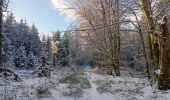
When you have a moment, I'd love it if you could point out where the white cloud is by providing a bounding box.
[51,0,76,20]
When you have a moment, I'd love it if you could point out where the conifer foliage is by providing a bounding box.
[3,12,42,69]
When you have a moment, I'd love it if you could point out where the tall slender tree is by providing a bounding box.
[0,0,4,67]
[141,0,159,71]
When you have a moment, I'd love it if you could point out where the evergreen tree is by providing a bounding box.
[59,32,70,66]
[42,35,46,42]
[14,19,30,48]
[29,23,42,57]
[3,13,42,69]
[37,57,50,77]
[15,45,28,69]
[62,32,70,57]
[28,51,39,69]
[3,32,15,68]
[3,12,16,68]
[46,35,52,61]
[3,12,16,33]
[52,31,61,42]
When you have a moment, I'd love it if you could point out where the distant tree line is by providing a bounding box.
[42,30,97,68]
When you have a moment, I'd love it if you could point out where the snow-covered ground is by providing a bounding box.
[0,67,170,100]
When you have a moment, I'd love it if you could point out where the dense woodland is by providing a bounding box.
[0,0,170,100]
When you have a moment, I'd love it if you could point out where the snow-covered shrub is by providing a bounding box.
[59,74,80,84]
[80,77,91,89]
[62,85,84,98]
[36,57,50,77]
[36,80,51,98]
[96,79,112,93]
[59,73,91,98]
[36,85,51,98]
[59,73,91,89]
[0,84,17,100]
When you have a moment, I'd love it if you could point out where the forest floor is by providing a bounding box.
[0,67,170,100]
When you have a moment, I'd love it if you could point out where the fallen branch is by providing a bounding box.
[133,83,150,93]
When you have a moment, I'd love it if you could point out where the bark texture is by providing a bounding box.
[158,15,170,90]
[142,0,159,70]
[0,0,3,67]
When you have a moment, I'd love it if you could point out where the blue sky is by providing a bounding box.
[9,0,73,36]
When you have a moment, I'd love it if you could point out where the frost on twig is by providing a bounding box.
[155,69,162,76]
[158,15,166,25]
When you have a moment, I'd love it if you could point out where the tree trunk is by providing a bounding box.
[158,15,170,90]
[0,0,3,67]
[139,29,151,79]
[142,0,159,70]
[114,0,120,76]
[130,6,151,79]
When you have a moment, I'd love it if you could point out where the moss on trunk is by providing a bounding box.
[158,16,170,90]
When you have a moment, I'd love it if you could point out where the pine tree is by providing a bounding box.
[52,31,61,42]
[3,12,16,69]
[62,32,70,57]
[3,12,16,33]
[14,19,30,48]
[0,0,3,67]
[28,51,39,69]
[2,13,42,69]
[42,35,46,42]
[3,32,15,69]
[59,32,70,66]
[15,45,28,69]
[30,23,42,57]
[46,35,52,62]
[37,57,50,77]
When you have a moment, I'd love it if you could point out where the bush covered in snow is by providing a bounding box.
[59,73,91,98]
[36,85,51,98]
[59,73,91,89]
